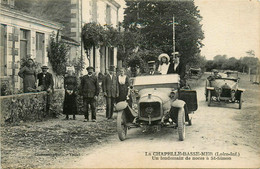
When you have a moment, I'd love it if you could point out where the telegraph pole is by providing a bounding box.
[173,16,175,58]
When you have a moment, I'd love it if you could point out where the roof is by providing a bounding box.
[61,35,80,46]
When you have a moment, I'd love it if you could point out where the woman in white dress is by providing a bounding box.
[158,53,171,74]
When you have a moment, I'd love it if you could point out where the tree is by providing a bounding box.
[47,33,69,87]
[123,1,204,77]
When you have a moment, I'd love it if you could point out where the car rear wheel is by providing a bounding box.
[208,90,211,106]
[239,93,243,109]
[117,110,127,141]
[205,81,208,101]
[178,108,185,141]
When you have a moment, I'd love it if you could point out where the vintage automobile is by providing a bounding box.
[115,74,198,141]
[205,70,244,109]
[188,67,202,79]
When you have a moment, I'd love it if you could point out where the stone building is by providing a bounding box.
[69,0,121,75]
[0,0,62,92]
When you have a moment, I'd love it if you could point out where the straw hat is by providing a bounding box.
[158,53,170,61]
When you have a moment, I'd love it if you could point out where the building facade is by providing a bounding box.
[0,2,62,92]
[69,0,121,75]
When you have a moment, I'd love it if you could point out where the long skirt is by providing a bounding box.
[23,75,36,93]
[63,92,78,115]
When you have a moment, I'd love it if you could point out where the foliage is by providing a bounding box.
[1,79,12,96]
[205,51,259,73]
[126,48,163,75]
[187,54,207,71]
[117,29,144,63]
[71,57,85,76]
[82,23,105,52]
[47,34,69,76]
[123,1,204,76]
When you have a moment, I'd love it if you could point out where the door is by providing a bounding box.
[36,32,45,64]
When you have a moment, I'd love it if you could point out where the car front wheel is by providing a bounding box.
[178,108,185,141]
[117,110,127,141]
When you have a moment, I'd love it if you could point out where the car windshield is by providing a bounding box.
[133,74,180,90]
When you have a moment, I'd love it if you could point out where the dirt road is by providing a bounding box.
[53,76,260,168]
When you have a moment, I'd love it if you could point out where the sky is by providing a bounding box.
[117,0,260,60]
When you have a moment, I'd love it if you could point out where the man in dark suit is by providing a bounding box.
[167,54,180,74]
[103,66,119,120]
[147,61,161,75]
[37,65,54,117]
[80,66,99,122]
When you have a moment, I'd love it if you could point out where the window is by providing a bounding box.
[0,24,7,76]
[20,29,30,60]
[106,5,111,25]
[35,32,44,64]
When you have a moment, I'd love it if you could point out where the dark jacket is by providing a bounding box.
[103,74,119,98]
[80,75,99,98]
[167,58,179,74]
[37,72,54,91]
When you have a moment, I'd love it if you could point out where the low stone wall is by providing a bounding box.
[0,89,64,125]
[0,89,106,125]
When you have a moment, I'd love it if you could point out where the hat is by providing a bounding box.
[158,53,170,61]
[148,60,155,65]
[109,65,115,71]
[41,65,49,69]
[86,66,94,71]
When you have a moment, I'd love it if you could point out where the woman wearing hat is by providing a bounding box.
[158,53,171,75]
[63,69,78,120]
[18,58,37,93]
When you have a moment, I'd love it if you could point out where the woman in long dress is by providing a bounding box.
[117,68,132,107]
[63,70,78,120]
[18,58,37,93]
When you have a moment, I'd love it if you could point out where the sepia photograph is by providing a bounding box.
[0,0,259,168]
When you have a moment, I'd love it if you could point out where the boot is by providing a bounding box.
[73,115,76,120]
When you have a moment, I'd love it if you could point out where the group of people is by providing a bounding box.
[138,53,180,76]
[63,65,131,122]
[18,52,179,121]
[18,58,54,116]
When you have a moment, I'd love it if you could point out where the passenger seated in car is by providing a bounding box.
[146,60,161,75]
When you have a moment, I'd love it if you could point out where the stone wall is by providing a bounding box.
[0,89,106,125]
[0,89,64,125]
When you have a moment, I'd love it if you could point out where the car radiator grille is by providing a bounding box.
[139,102,161,118]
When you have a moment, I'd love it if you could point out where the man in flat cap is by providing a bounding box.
[37,65,54,117]
[80,66,99,122]
[103,65,119,120]
[147,60,161,75]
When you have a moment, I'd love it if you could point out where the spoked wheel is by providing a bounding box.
[178,108,185,141]
[239,93,243,109]
[208,90,211,107]
[117,110,127,141]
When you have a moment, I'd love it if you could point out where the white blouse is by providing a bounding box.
[158,63,170,74]
[118,75,126,84]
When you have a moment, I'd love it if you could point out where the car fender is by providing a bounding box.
[237,88,245,92]
[171,99,186,108]
[115,101,138,119]
[115,101,128,112]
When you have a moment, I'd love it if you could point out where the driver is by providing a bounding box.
[146,60,161,75]
[213,69,222,78]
